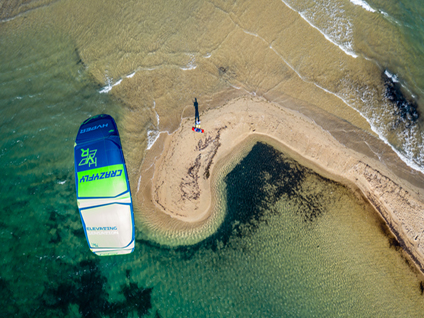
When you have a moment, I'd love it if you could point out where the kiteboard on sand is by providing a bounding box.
[192,126,204,133]
[74,114,135,256]
[192,120,204,133]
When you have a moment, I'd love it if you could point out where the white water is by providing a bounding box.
[280,0,358,58]
[350,0,376,13]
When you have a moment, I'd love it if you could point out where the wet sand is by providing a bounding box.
[135,96,424,273]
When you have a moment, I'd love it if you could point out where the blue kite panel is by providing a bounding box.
[74,114,135,256]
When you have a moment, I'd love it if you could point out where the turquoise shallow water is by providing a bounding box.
[4,136,424,316]
[1,0,424,316]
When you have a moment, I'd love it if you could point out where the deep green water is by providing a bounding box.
[2,139,424,317]
[2,0,424,316]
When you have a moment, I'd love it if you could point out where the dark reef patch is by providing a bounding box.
[41,259,153,317]
[217,142,330,243]
[116,282,153,317]
[75,48,86,67]
[73,226,86,238]
[378,219,402,252]
[0,278,18,316]
[388,236,401,251]
[169,142,337,258]
[49,229,62,244]
[383,71,419,128]
[41,259,109,317]
[375,202,424,277]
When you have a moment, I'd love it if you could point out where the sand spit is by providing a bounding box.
[135,96,424,272]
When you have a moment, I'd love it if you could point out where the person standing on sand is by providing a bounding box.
[194,98,200,125]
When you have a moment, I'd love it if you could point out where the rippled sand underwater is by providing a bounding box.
[3,0,424,173]
[1,0,424,316]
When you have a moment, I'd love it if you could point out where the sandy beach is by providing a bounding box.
[135,96,424,273]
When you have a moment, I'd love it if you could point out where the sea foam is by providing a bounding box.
[126,72,136,78]
[147,130,160,150]
[350,0,376,13]
[100,70,138,93]
[384,70,399,83]
[280,0,358,58]
[99,78,122,94]
[180,54,197,71]
[147,101,161,150]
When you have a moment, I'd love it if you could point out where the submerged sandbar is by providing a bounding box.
[135,96,424,273]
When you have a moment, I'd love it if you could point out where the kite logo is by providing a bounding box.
[87,226,118,231]
[80,123,108,134]
[87,226,119,235]
[79,170,123,183]
[79,148,97,167]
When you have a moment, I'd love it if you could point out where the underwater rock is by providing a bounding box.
[383,71,419,127]
[42,259,153,317]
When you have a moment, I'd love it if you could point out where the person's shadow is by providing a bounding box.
[193,98,200,123]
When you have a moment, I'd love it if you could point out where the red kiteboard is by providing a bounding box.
[192,127,204,133]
